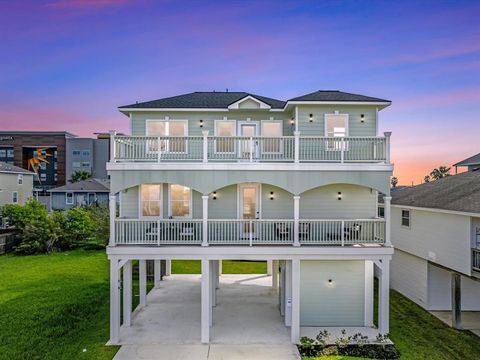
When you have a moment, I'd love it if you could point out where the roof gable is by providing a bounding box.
[227,95,271,110]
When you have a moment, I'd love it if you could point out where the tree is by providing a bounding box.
[390,176,398,188]
[429,166,451,181]
[70,170,92,183]
[424,175,430,183]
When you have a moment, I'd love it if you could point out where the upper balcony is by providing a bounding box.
[110,132,391,164]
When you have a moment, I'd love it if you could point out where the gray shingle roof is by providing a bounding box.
[48,178,110,193]
[0,162,34,175]
[391,171,480,214]
[288,90,390,103]
[453,153,480,167]
[119,92,286,109]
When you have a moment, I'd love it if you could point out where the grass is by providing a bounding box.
[1,251,479,360]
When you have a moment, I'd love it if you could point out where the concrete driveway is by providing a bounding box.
[114,274,300,360]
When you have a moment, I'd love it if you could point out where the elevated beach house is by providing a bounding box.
[106,90,394,344]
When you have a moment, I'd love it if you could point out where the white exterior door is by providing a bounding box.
[239,184,260,238]
[238,122,259,160]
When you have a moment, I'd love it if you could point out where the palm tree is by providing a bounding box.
[70,170,92,183]
[429,166,451,181]
[390,176,398,188]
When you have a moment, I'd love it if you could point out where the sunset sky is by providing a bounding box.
[1,0,479,184]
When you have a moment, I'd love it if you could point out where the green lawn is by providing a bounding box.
[1,250,479,360]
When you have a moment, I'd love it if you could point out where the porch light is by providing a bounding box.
[212,191,217,200]
[290,117,295,126]
[309,114,313,122]
[337,192,342,200]
[270,191,274,200]
[327,279,334,286]
[199,119,204,128]
[360,114,365,123]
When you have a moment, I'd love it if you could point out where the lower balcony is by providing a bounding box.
[113,218,385,246]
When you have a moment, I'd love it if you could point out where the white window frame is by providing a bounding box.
[214,120,237,154]
[401,209,411,228]
[12,191,18,204]
[87,192,97,205]
[139,184,163,218]
[145,119,188,154]
[377,205,385,218]
[66,192,74,205]
[17,174,23,185]
[324,113,349,151]
[168,184,192,218]
[260,120,283,154]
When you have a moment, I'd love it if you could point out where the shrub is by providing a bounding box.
[85,205,109,245]
[63,208,94,248]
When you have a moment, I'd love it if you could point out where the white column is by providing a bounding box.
[293,196,300,246]
[165,259,171,276]
[219,259,222,275]
[378,259,390,335]
[383,196,392,246]
[211,261,217,309]
[267,260,273,275]
[293,131,300,163]
[384,131,392,164]
[364,261,374,326]
[109,130,116,162]
[154,260,161,289]
[109,259,121,344]
[202,130,209,163]
[272,260,278,290]
[215,260,220,289]
[109,194,116,246]
[451,273,462,329]
[202,195,209,247]
[284,260,292,326]
[291,259,300,344]
[139,260,147,308]
[201,259,211,344]
[123,260,132,327]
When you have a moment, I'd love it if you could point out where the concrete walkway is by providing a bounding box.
[431,311,480,337]
[114,274,300,360]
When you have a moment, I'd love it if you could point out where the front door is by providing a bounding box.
[238,122,259,160]
[239,184,260,238]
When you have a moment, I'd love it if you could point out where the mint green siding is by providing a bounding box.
[208,185,237,219]
[120,186,139,217]
[300,260,365,326]
[262,184,294,219]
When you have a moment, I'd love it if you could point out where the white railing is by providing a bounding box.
[114,218,385,246]
[111,133,389,164]
[473,248,480,272]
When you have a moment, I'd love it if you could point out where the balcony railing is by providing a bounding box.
[473,248,480,272]
[113,218,385,246]
[111,133,391,164]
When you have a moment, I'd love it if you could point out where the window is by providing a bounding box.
[17,174,23,185]
[82,150,90,156]
[82,161,91,167]
[7,149,14,158]
[215,120,236,153]
[261,121,282,153]
[146,120,188,153]
[0,149,5,157]
[169,184,191,218]
[66,192,74,204]
[401,210,410,227]
[40,173,46,181]
[12,191,18,204]
[72,150,81,156]
[378,206,384,218]
[40,162,46,170]
[73,162,81,168]
[141,184,162,217]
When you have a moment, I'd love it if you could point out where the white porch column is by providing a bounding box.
[139,260,147,308]
[202,130,209,163]
[294,131,300,163]
[219,260,222,275]
[293,196,300,246]
[364,260,374,327]
[211,260,217,309]
[383,196,392,246]
[123,260,132,327]
[201,259,211,344]
[272,260,278,290]
[109,194,116,246]
[291,259,301,344]
[267,260,273,275]
[284,260,292,326]
[384,131,392,164]
[202,195,209,247]
[165,259,171,276]
[215,260,220,289]
[109,259,121,344]
[378,259,390,335]
[154,260,161,289]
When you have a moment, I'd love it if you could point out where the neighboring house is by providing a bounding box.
[384,171,480,328]
[454,152,480,173]
[0,162,34,206]
[48,178,109,210]
[106,90,394,345]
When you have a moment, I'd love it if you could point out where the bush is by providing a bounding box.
[84,205,109,245]
[63,208,94,248]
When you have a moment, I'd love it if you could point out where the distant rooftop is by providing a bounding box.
[0,161,35,175]
[0,131,77,138]
[48,178,110,192]
[454,152,480,167]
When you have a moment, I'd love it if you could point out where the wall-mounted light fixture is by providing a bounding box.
[360,114,365,123]
[199,119,204,128]
[290,117,295,126]
[309,113,313,123]
[270,191,274,200]
[337,192,342,200]
[327,279,334,287]
[212,191,217,200]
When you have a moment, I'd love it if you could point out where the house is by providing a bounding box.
[0,162,34,207]
[106,90,394,345]
[454,153,480,173]
[48,178,109,210]
[385,171,480,330]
